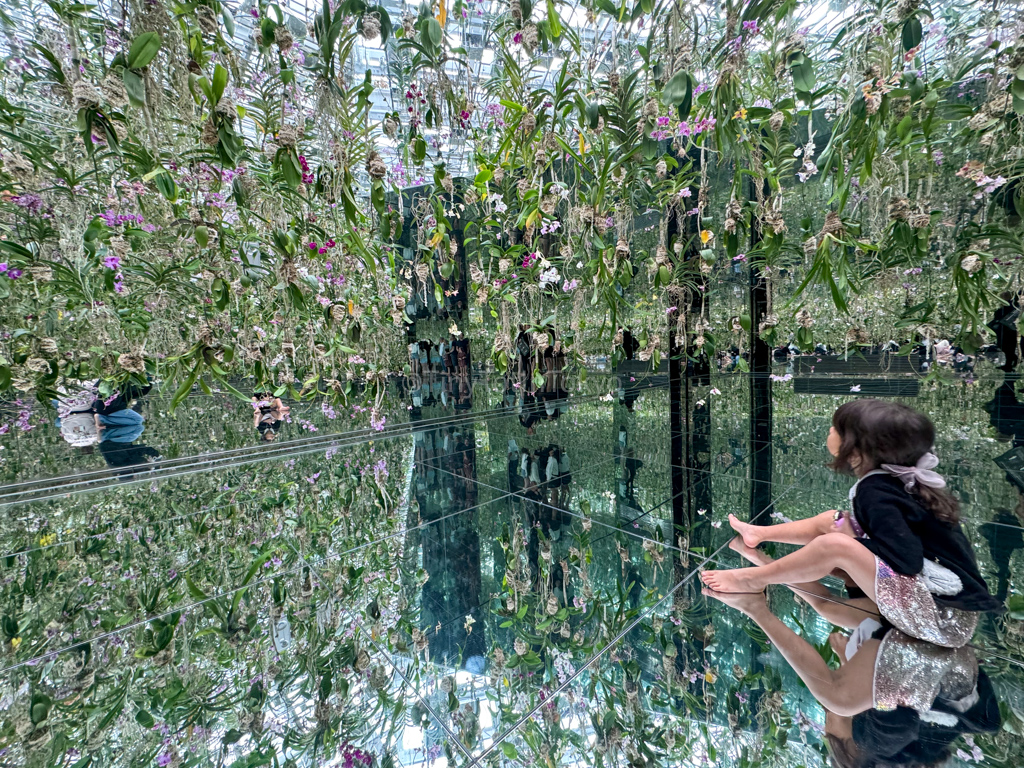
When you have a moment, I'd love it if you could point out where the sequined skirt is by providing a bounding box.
[873,629,979,712]
[874,557,978,649]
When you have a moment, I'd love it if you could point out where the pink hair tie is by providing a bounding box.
[880,451,946,491]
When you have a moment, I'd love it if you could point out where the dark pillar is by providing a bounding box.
[991,293,1020,372]
[748,176,773,524]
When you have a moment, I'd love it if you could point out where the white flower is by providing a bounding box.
[850,385,861,392]
[710,388,721,395]
[539,267,560,287]
[492,194,507,213]
[697,508,707,516]
[711,521,722,528]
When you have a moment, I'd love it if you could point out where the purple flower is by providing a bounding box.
[0,263,6,273]
[157,754,173,767]
[8,268,22,280]
[103,255,120,270]
[12,193,44,214]
[742,19,759,35]
[308,242,318,251]
[513,32,523,44]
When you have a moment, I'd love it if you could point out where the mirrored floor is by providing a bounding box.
[2,368,1024,766]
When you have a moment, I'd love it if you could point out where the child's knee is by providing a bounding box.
[817,531,856,555]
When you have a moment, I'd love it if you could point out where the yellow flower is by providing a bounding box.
[704,670,717,683]
[10,637,22,650]
[700,230,714,245]
[39,533,57,547]
[579,132,586,156]
[733,107,747,120]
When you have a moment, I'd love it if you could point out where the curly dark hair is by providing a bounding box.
[825,733,949,768]
[828,399,960,523]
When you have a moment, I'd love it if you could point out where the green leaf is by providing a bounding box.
[790,54,816,95]
[546,0,561,38]
[1008,594,1024,621]
[30,694,52,724]
[127,32,161,69]
[212,63,228,104]
[901,16,922,52]
[223,729,243,745]
[501,743,519,759]
[585,100,600,129]
[896,114,912,141]
[0,241,34,259]
[195,225,209,248]
[427,17,442,46]
[122,69,146,108]
[135,709,155,729]
[412,136,427,164]
[662,70,691,108]
[280,154,301,188]
[154,171,178,202]
[212,277,229,311]
[221,6,236,37]
[171,363,201,409]
[196,76,213,104]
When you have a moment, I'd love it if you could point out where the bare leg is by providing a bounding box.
[704,590,877,717]
[702,533,878,600]
[728,511,838,548]
[728,538,879,629]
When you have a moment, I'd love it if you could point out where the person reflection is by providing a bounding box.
[981,509,1023,603]
[705,588,1000,768]
[615,426,643,499]
[252,392,289,441]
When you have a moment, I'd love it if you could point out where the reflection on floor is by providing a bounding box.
[1,370,1023,767]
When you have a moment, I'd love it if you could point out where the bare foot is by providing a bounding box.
[701,586,767,615]
[728,536,775,567]
[728,514,764,548]
[700,568,765,593]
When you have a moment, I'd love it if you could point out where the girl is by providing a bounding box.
[704,588,1000,768]
[702,398,1000,648]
